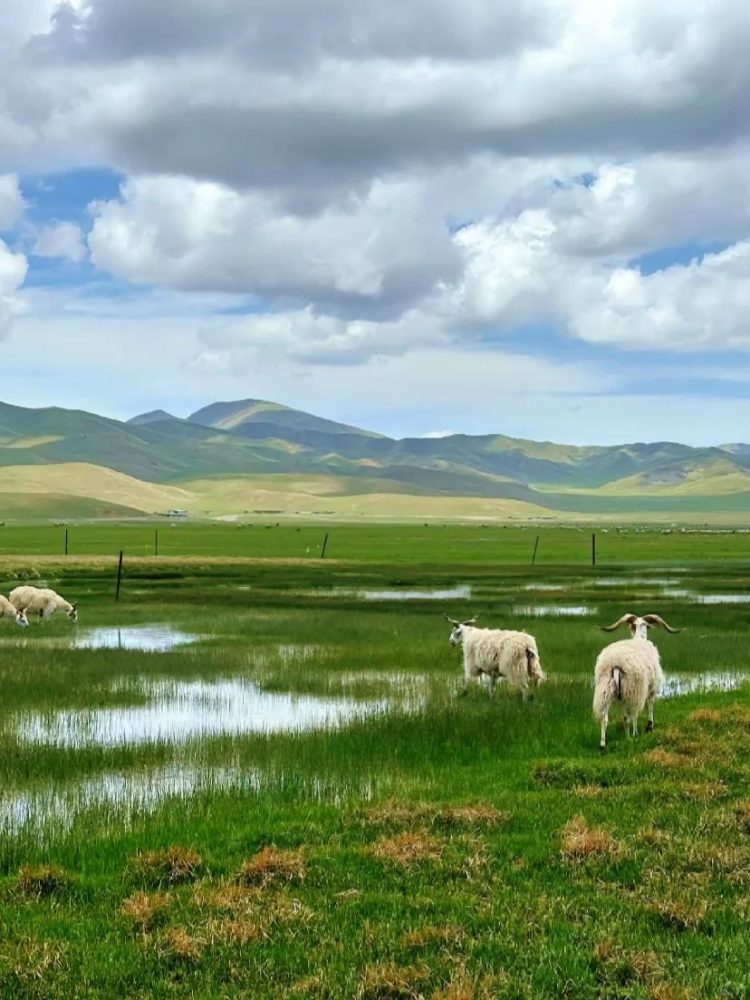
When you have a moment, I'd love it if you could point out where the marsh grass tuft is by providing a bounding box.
[365,800,507,832]
[559,815,620,862]
[357,961,430,999]
[234,846,306,887]
[0,937,66,986]
[120,890,171,933]
[400,924,465,952]
[370,831,444,868]
[14,864,68,899]
[127,845,203,886]
[593,938,662,986]
[156,926,205,963]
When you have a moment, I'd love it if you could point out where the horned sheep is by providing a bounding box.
[445,615,545,697]
[0,594,29,627]
[9,586,78,622]
[593,613,680,750]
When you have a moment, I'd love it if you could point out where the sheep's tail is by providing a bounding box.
[526,646,545,685]
[593,664,622,718]
[613,666,623,701]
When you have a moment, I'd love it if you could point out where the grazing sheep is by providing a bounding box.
[0,594,29,628]
[9,586,78,622]
[593,613,680,750]
[445,615,545,697]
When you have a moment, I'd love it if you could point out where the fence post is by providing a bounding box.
[320,532,329,559]
[115,550,124,601]
[531,534,540,566]
[591,532,597,567]
[64,528,68,556]
[154,529,159,556]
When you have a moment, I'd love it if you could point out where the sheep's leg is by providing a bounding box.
[645,698,655,733]
[488,673,497,697]
[599,707,609,750]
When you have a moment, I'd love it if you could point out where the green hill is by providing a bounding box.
[0,398,748,519]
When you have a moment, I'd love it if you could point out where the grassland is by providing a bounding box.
[0,528,748,998]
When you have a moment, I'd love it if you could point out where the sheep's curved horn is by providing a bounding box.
[443,614,461,625]
[462,616,478,625]
[600,613,637,632]
[643,614,681,634]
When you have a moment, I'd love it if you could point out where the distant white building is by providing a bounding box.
[166,509,188,518]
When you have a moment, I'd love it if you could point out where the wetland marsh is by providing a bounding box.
[0,523,748,998]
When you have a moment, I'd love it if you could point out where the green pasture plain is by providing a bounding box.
[0,539,748,998]
[2,520,750,564]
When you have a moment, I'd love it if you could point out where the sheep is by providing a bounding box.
[445,615,545,697]
[593,613,680,750]
[0,594,29,628]
[9,586,78,622]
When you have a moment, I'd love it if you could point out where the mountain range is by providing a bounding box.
[0,398,748,520]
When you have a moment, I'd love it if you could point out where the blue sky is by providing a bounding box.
[1,0,749,444]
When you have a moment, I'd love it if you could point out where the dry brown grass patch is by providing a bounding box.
[0,938,66,983]
[204,916,263,946]
[13,864,68,900]
[156,926,205,963]
[365,800,507,831]
[593,939,662,985]
[120,890,171,933]
[573,783,607,799]
[636,824,673,849]
[234,846,306,887]
[127,845,202,885]
[643,749,697,770]
[370,831,443,868]
[559,816,619,862]
[648,983,698,1000]
[401,924,465,951]
[687,708,723,724]
[680,780,727,800]
[358,962,430,999]
[646,893,709,931]
[734,799,750,832]
[430,969,510,1000]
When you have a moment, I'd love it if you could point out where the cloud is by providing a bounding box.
[0,239,28,337]
[0,174,25,229]
[33,220,87,261]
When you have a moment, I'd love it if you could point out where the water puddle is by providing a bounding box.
[17,678,386,749]
[359,584,471,601]
[1,766,243,836]
[593,578,683,588]
[0,764,376,837]
[661,672,748,697]
[512,605,593,617]
[72,626,198,652]
[694,594,750,605]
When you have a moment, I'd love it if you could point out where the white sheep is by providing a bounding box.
[445,615,545,697]
[593,613,680,750]
[0,594,29,628]
[9,586,78,622]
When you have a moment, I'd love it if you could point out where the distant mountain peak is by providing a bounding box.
[128,409,179,426]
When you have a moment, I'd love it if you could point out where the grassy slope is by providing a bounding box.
[0,463,193,514]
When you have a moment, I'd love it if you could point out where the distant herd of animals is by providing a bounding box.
[0,584,678,749]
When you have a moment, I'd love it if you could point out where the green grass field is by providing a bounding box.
[0,527,748,998]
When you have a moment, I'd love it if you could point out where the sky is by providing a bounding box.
[1,0,749,445]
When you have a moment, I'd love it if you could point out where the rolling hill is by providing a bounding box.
[0,397,748,520]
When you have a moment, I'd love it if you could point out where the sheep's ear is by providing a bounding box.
[643,614,681,634]
[600,613,636,632]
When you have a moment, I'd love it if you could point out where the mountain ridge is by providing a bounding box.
[0,398,748,518]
